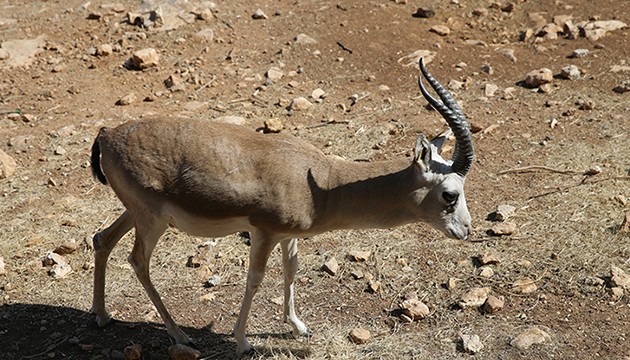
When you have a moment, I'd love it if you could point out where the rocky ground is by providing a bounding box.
[1,0,629,359]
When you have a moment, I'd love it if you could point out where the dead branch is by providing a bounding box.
[498,165,582,175]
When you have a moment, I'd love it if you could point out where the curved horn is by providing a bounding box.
[417,58,474,176]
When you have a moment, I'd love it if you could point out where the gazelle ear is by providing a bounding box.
[413,134,432,169]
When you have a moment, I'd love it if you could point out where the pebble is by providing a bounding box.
[311,88,326,99]
[168,344,200,360]
[412,7,435,18]
[195,28,214,41]
[54,241,79,255]
[512,278,537,294]
[263,118,283,133]
[0,256,5,275]
[348,327,371,344]
[186,243,213,268]
[480,64,493,75]
[215,116,246,126]
[400,298,430,320]
[0,148,17,179]
[560,65,581,80]
[610,287,624,301]
[205,274,221,287]
[482,295,504,314]
[367,279,381,293]
[295,33,317,45]
[479,267,494,278]
[613,80,630,94]
[484,83,498,97]
[347,250,371,262]
[459,287,491,309]
[495,204,516,221]
[123,344,142,360]
[490,222,517,236]
[430,25,450,36]
[460,334,483,354]
[129,48,159,69]
[116,92,137,106]
[54,146,66,155]
[569,48,589,58]
[510,327,551,350]
[289,97,312,111]
[524,68,553,88]
[478,251,501,265]
[96,44,113,56]
[446,277,459,290]
[620,212,630,234]
[266,67,284,82]
[584,276,605,287]
[252,8,268,20]
[0,48,9,60]
[610,265,630,290]
[322,257,339,275]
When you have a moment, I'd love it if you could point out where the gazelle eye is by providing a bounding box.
[442,191,459,205]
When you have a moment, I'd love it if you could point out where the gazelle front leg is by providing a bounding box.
[281,238,310,338]
[233,230,278,354]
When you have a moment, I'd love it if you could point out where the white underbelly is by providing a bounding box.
[162,203,252,237]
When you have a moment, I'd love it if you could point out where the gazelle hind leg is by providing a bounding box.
[233,230,279,354]
[91,210,134,327]
[281,238,310,337]
[128,216,192,344]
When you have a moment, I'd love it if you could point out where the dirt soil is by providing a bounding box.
[1,0,629,359]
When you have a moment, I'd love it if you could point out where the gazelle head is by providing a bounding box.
[411,59,475,240]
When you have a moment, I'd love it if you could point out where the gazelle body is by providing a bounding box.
[89,60,474,354]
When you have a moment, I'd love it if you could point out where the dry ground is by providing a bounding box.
[1,0,629,359]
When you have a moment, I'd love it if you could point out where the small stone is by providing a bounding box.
[322,257,339,275]
[577,99,595,111]
[215,116,246,126]
[510,327,551,350]
[400,299,430,320]
[367,279,381,293]
[51,263,72,278]
[0,149,17,179]
[584,276,605,287]
[479,267,494,278]
[96,44,113,56]
[569,48,589,58]
[266,67,284,82]
[168,344,201,360]
[0,256,6,276]
[613,80,630,94]
[289,97,312,111]
[186,243,213,268]
[448,80,464,91]
[348,327,371,344]
[610,287,624,301]
[482,295,504,314]
[495,204,516,221]
[252,8,268,20]
[311,88,326,99]
[195,28,214,41]
[484,83,499,97]
[165,74,185,92]
[350,269,364,279]
[129,48,159,69]
[263,118,283,133]
[378,84,390,91]
[478,251,501,265]
[123,344,142,360]
[459,287,491,309]
[0,48,9,60]
[295,34,317,45]
[412,7,435,18]
[501,3,515,12]
[512,278,537,294]
[430,25,450,36]
[116,92,137,106]
[54,241,79,255]
[347,250,371,262]
[480,64,493,75]
[472,8,489,17]
[611,266,630,290]
[524,68,553,88]
[490,222,517,236]
[205,274,221,288]
[446,277,459,290]
[563,20,579,39]
[54,146,67,156]
[560,65,581,80]
[460,334,483,354]
[619,212,630,234]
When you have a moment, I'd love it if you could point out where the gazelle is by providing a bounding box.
[89,59,474,354]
